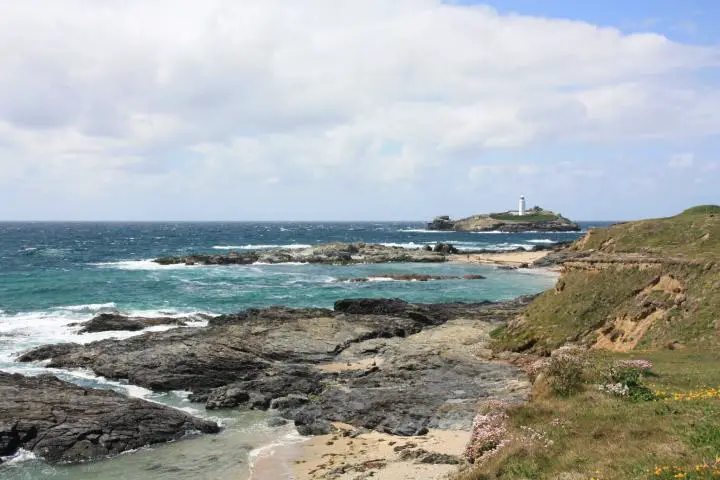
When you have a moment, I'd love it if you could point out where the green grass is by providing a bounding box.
[578,206,720,259]
[457,350,720,480]
[489,213,561,222]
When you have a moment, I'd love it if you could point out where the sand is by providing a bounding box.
[449,250,551,267]
[289,424,467,480]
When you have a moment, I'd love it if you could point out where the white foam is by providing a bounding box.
[397,229,448,233]
[1,448,37,465]
[252,262,308,266]
[91,259,196,270]
[528,239,556,244]
[379,242,425,249]
[56,302,118,313]
[212,244,312,250]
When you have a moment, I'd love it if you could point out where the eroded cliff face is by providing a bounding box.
[494,209,720,354]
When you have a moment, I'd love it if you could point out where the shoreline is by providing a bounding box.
[449,250,559,270]
[250,423,468,480]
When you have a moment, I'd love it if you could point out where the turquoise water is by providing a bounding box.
[0,221,605,478]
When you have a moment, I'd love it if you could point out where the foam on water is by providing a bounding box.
[528,239,556,244]
[91,260,193,270]
[1,448,37,465]
[212,244,312,250]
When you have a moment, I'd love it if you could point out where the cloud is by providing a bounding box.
[0,0,719,218]
[668,153,695,169]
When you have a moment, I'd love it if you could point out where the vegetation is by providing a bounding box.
[576,205,720,259]
[458,350,720,480]
[460,206,720,479]
[489,207,565,223]
[489,213,560,222]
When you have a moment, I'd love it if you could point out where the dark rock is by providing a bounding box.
[433,243,459,254]
[426,216,456,231]
[270,394,309,410]
[266,417,288,427]
[334,298,411,316]
[205,387,250,409]
[153,243,447,266]
[0,372,219,464]
[79,313,187,334]
[18,298,536,442]
[399,448,460,464]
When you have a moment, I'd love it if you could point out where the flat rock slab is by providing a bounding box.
[0,372,219,464]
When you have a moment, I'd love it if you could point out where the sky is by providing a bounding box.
[0,0,719,221]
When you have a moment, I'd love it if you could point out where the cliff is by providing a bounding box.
[492,205,720,354]
[426,209,580,232]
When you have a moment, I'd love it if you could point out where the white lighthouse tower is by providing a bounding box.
[518,195,526,216]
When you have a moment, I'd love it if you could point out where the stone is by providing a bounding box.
[0,372,219,464]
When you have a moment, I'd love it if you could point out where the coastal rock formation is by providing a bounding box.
[495,206,720,354]
[154,242,449,266]
[19,297,535,438]
[426,212,580,232]
[0,372,219,464]
[78,313,189,333]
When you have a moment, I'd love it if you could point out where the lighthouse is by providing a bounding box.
[519,196,526,216]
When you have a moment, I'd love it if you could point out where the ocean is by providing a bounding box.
[0,221,608,479]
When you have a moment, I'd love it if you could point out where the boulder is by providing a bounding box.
[0,372,219,464]
[79,313,187,334]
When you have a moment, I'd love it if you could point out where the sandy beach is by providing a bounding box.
[449,250,552,267]
[250,423,467,480]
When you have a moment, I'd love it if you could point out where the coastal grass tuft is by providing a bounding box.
[457,350,720,480]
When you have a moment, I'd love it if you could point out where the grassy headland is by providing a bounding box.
[459,206,720,480]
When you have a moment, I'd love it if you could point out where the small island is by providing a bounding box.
[427,196,580,232]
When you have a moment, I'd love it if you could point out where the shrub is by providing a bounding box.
[545,346,587,396]
[598,360,655,402]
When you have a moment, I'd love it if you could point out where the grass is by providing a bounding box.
[494,207,720,354]
[489,213,562,222]
[457,350,720,480]
[470,207,720,479]
[578,206,720,259]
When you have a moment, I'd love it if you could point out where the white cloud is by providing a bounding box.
[0,0,718,218]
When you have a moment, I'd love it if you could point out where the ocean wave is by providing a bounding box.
[91,260,191,270]
[252,262,309,266]
[379,242,424,249]
[1,448,37,465]
[528,239,556,244]
[56,302,118,313]
[397,229,448,233]
[212,244,312,250]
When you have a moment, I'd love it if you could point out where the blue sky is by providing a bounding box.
[0,0,718,221]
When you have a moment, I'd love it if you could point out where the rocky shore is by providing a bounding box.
[0,372,219,464]
[153,241,569,267]
[154,243,450,266]
[16,296,535,467]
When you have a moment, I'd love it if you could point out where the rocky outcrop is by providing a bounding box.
[426,216,455,231]
[155,243,448,266]
[77,313,190,333]
[426,214,580,232]
[19,297,535,439]
[0,372,219,464]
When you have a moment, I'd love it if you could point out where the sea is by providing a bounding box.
[0,221,610,479]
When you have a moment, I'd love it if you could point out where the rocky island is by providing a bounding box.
[427,197,580,232]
